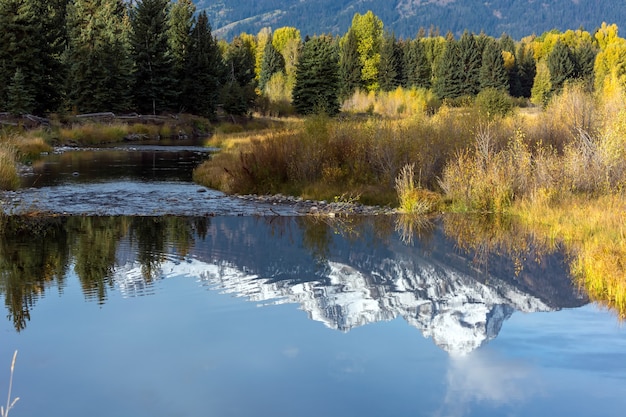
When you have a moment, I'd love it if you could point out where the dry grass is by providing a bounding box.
[0,350,19,417]
[0,146,19,191]
[193,111,476,203]
[395,163,441,214]
[58,122,130,144]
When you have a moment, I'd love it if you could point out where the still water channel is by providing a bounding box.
[1,142,625,417]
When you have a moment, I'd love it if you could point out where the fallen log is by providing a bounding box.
[75,112,116,119]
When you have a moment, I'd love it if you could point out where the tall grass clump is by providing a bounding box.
[439,120,532,212]
[395,163,440,214]
[58,122,129,145]
[0,145,19,191]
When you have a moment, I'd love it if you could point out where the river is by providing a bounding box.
[0,143,625,417]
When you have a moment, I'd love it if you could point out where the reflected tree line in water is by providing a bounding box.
[0,213,620,332]
[0,215,211,331]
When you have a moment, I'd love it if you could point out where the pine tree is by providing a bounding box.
[258,41,285,92]
[339,29,363,100]
[497,33,521,96]
[7,68,35,115]
[0,0,44,113]
[573,41,597,90]
[433,38,463,100]
[181,11,224,117]
[33,0,69,113]
[547,40,576,94]
[378,32,401,92]
[223,35,257,114]
[168,0,195,107]
[516,42,536,98]
[402,38,430,89]
[66,0,133,113]
[292,35,340,115]
[479,39,509,91]
[457,31,482,96]
[130,0,176,114]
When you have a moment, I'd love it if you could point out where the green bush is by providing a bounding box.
[475,88,513,118]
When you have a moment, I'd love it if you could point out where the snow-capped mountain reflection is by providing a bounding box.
[114,252,565,356]
[108,216,586,355]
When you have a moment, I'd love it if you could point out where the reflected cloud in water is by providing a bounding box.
[439,349,542,417]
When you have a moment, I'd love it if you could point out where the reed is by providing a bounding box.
[0,350,19,417]
[0,146,19,191]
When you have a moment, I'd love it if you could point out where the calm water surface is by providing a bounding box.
[1,144,625,417]
[1,215,625,417]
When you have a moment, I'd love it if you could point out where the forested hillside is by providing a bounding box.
[198,0,624,41]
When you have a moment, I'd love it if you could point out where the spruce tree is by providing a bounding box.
[130,0,176,114]
[223,35,256,114]
[181,11,224,117]
[402,38,430,89]
[7,68,35,115]
[292,35,340,115]
[33,0,69,113]
[339,30,364,100]
[168,0,195,108]
[479,39,509,91]
[433,38,463,100]
[547,40,576,94]
[0,0,44,113]
[66,0,133,113]
[516,43,536,98]
[457,31,482,96]
[499,33,521,96]
[339,29,363,100]
[258,41,285,92]
[378,33,401,92]
[573,41,597,90]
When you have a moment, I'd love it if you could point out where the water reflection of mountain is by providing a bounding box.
[118,216,586,355]
[0,215,586,353]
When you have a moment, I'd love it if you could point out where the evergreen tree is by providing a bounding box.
[402,38,430,89]
[223,35,256,114]
[378,32,401,92]
[547,40,576,94]
[479,39,509,91]
[499,33,516,55]
[0,0,44,113]
[516,42,536,98]
[433,38,463,100]
[181,11,224,117]
[573,40,597,89]
[500,33,521,96]
[34,0,69,113]
[168,0,195,107]
[224,36,256,87]
[339,29,363,100]
[130,0,176,114]
[258,41,285,92]
[7,68,35,115]
[457,31,482,96]
[292,35,340,115]
[66,0,133,113]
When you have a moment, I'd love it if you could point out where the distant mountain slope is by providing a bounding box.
[196,0,624,40]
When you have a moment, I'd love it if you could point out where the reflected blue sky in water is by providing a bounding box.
[3,268,626,417]
[1,215,625,417]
